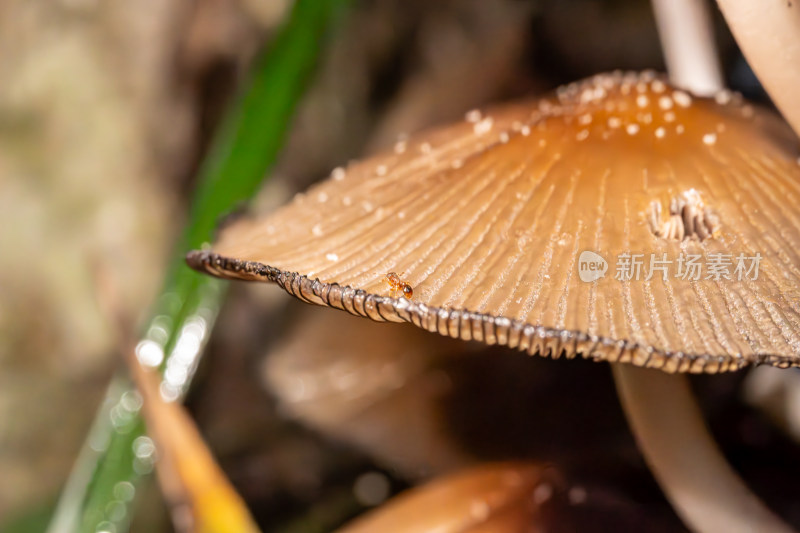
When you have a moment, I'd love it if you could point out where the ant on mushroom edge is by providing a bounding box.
[384,272,414,299]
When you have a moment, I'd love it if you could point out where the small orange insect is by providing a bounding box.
[385,271,413,298]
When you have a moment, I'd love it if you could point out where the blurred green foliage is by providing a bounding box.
[38,2,351,532]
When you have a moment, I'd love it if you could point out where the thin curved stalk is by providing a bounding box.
[717,0,800,138]
[613,365,794,533]
[651,0,723,95]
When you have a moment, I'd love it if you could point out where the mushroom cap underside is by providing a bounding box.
[188,72,800,373]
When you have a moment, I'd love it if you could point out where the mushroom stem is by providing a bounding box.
[717,0,800,138]
[651,0,723,95]
[612,365,794,533]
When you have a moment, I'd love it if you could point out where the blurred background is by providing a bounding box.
[2,1,798,532]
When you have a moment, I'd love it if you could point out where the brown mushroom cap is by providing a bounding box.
[188,71,800,373]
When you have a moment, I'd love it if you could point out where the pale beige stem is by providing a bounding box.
[613,365,794,533]
[651,0,723,95]
[717,0,800,138]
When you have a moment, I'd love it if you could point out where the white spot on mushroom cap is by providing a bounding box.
[658,96,674,111]
[326,252,339,261]
[672,90,692,108]
[465,109,482,123]
[651,79,666,93]
[332,167,346,181]
[703,133,717,146]
[714,90,732,105]
[376,164,387,176]
[473,117,494,135]
[626,123,640,135]
[469,500,490,520]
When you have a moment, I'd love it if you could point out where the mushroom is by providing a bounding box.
[187,72,800,531]
[716,0,800,138]
[335,462,557,533]
[264,305,473,476]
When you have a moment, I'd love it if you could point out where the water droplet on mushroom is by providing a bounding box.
[714,90,732,105]
[326,253,339,261]
[470,500,490,520]
[472,117,494,135]
[465,109,482,123]
[672,90,692,108]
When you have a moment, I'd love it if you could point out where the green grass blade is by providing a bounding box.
[46,2,351,532]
